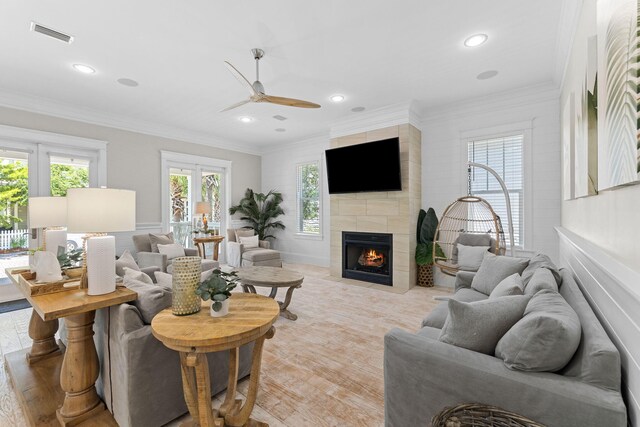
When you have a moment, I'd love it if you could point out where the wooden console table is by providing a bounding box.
[151,293,279,427]
[4,267,137,426]
[193,235,225,261]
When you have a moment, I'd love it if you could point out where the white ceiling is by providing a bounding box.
[0,1,569,151]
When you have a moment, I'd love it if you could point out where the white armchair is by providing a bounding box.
[226,228,282,268]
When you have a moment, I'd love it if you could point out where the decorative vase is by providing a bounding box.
[417,264,434,287]
[210,299,229,317]
[172,256,202,315]
[64,267,83,279]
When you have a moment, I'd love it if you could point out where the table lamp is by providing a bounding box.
[67,188,136,295]
[195,202,212,232]
[28,196,68,255]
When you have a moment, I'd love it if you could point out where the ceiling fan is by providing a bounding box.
[221,48,321,112]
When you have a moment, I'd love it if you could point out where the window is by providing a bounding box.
[296,162,320,235]
[468,134,523,247]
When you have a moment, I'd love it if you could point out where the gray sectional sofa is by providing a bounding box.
[384,266,627,427]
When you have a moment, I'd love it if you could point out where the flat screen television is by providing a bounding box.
[325,137,402,194]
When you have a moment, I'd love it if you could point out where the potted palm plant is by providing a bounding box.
[415,208,445,287]
[195,269,239,317]
[229,189,285,240]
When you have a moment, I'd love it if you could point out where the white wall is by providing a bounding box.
[261,136,331,266]
[421,84,562,265]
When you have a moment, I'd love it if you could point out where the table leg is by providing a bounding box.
[242,284,257,294]
[225,326,275,427]
[56,311,106,426]
[26,311,61,364]
[277,285,301,321]
[213,242,220,261]
[180,352,223,427]
[219,347,241,417]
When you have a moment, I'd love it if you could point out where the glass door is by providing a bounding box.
[201,169,224,234]
[169,167,194,248]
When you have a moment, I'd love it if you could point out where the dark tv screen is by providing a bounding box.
[325,137,402,194]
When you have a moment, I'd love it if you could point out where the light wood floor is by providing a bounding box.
[0,264,451,427]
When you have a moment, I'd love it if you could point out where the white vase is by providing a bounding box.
[210,299,229,317]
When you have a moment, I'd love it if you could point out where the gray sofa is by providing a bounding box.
[93,303,254,427]
[384,268,627,427]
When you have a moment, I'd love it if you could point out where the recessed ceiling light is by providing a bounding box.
[72,64,95,74]
[477,70,499,80]
[239,116,254,123]
[275,128,286,132]
[330,94,345,103]
[464,34,488,47]
[117,78,139,87]
[351,106,366,112]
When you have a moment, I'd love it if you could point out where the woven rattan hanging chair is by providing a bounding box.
[433,196,506,276]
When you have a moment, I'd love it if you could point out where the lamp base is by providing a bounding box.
[86,236,116,295]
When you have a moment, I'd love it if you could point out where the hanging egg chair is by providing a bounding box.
[432,162,514,276]
[432,196,506,276]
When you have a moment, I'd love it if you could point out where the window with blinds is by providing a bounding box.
[468,134,523,247]
[296,162,321,234]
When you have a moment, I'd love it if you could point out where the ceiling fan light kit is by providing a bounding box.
[221,48,321,112]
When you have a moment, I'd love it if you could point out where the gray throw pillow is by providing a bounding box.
[471,252,529,296]
[496,289,581,372]
[149,232,174,253]
[123,267,153,284]
[123,277,172,324]
[235,228,255,240]
[489,273,524,299]
[451,233,492,264]
[438,295,530,355]
[115,250,139,277]
[457,244,490,271]
[524,268,559,296]
[521,253,561,286]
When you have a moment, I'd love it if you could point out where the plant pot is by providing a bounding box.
[417,264,434,287]
[64,267,83,279]
[210,299,229,317]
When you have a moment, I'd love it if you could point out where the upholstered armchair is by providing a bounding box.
[132,233,218,273]
[226,228,282,268]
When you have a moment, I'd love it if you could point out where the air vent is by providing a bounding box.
[30,22,74,43]
[273,115,287,121]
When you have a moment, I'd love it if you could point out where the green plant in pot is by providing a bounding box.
[415,208,445,287]
[195,269,239,317]
[57,248,84,278]
[229,188,285,240]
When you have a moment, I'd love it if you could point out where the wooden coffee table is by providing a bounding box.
[237,266,304,321]
[151,293,279,427]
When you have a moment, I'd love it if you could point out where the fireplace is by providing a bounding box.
[342,231,393,286]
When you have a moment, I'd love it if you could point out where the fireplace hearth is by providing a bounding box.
[342,231,392,286]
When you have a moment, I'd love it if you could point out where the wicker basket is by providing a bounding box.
[417,264,434,287]
[431,403,546,427]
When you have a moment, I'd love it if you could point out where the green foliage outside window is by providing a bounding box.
[298,163,320,234]
[50,164,89,196]
[0,161,28,229]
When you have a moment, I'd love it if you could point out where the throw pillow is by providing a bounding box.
[123,276,172,324]
[521,253,561,286]
[238,235,259,248]
[438,295,530,355]
[451,233,492,264]
[456,244,490,271]
[235,228,255,241]
[524,268,559,296]
[115,250,139,277]
[149,232,174,253]
[496,289,581,372]
[157,243,186,260]
[471,252,529,296]
[123,267,153,284]
[489,273,524,299]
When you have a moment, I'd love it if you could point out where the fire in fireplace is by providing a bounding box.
[342,231,392,286]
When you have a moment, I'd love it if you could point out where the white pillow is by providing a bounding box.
[457,243,490,271]
[157,243,186,260]
[156,269,215,290]
[123,267,153,284]
[238,235,259,248]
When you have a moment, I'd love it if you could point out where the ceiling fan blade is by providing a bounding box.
[219,99,251,112]
[262,95,321,109]
[224,61,257,96]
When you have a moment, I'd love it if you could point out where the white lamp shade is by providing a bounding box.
[195,201,212,215]
[67,188,136,233]
[28,197,67,228]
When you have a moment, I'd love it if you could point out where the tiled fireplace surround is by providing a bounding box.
[329,124,422,292]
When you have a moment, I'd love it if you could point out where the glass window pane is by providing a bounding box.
[296,162,320,234]
[169,168,192,247]
[201,171,222,231]
[50,156,90,196]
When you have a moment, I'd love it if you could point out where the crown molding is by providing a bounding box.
[421,82,560,123]
[0,88,262,156]
[329,101,420,139]
[554,0,583,88]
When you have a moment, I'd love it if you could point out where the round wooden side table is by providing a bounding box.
[237,266,304,321]
[193,235,225,261]
[151,293,279,427]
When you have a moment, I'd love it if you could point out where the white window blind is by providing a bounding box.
[296,162,320,234]
[468,134,523,247]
